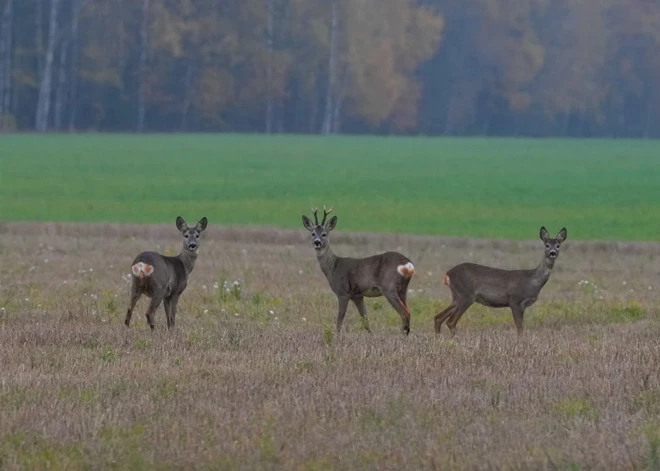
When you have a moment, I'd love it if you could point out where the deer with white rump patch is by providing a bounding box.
[302,207,416,334]
[434,226,567,336]
[125,216,208,330]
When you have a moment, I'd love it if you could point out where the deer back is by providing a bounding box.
[446,263,545,306]
[328,251,413,296]
[133,251,188,297]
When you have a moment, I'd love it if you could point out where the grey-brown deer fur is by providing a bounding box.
[434,226,567,336]
[125,216,208,330]
[302,207,416,334]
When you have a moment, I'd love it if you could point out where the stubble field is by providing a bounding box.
[1,220,659,470]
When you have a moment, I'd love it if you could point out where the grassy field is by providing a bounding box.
[1,134,660,241]
[1,135,660,468]
[1,221,660,469]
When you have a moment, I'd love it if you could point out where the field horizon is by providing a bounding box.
[1,220,660,469]
[1,134,659,241]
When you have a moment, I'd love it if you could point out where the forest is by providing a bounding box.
[1,0,659,137]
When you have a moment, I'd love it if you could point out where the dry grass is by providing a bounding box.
[1,221,660,470]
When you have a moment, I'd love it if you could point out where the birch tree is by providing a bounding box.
[0,0,13,129]
[320,0,338,134]
[68,0,81,130]
[137,0,150,131]
[35,0,60,132]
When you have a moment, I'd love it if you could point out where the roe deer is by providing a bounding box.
[302,207,416,334]
[125,216,208,330]
[434,226,567,336]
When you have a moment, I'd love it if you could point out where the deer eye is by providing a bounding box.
[195,233,199,239]
[545,244,550,248]
[321,233,327,237]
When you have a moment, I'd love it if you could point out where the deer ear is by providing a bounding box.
[176,216,188,233]
[539,226,549,242]
[556,227,567,244]
[325,215,338,232]
[302,215,314,231]
[196,217,208,232]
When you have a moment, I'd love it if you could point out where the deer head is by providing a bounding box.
[302,206,337,251]
[540,226,567,260]
[176,216,208,252]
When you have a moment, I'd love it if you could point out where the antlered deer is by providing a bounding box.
[125,216,208,330]
[302,207,415,334]
[434,226,567,336]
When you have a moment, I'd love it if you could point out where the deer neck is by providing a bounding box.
[178,248,198,275]
[316,245,338,279]
[533,255,555,285]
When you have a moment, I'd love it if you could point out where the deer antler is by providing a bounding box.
[321,206,333,226]
[312,207,319,225]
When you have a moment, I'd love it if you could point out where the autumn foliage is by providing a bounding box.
[0,0,659,137]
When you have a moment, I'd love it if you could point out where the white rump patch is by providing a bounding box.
[131,262,154,278]
[397,262,415,277]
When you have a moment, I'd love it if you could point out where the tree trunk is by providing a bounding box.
[54,36,69,130]
[0,0,13,128]
[180,61,194,131]
[292,82,301,132]
[644,87,654,139]
[277,103,284,132]
[35,0,60,132]
[137,0,150,132]
[321,0,338,135]
[68,0,80,131]
[577,108,586,138]
[35,0,44,79]
[443,87,455,136]
[561,105,571,137]
[265,0,274,133]
[310,77,321,133]
[331,69,347,133]
[11,47,17,119]
[332,97,342,134]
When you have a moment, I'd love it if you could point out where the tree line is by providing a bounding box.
[1,0,659,137]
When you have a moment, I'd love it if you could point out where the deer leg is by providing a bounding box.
[510,303,525,335]
[169,294,180,329]
[398,285,410,307]
[336,296,350,333]
[124,282,142,327]
[353,297,371,333]
[144,296,163,330]
[382,290,411,335]
[434,301,457,334]
[163,297,172,329]
[446,300,473,337]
